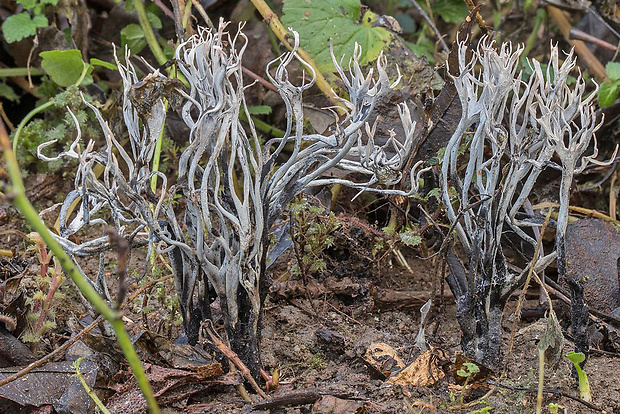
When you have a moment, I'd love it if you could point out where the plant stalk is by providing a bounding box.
[133,0,168,66]
[537,347,544,414]
[0,67,43,77]
[0,121,160,414]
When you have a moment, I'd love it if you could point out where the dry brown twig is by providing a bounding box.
[201,320,267,399]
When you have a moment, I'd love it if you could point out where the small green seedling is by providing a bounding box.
[457,361,480,382]
[456,362,480,405]
[598,62,620,107]
[566,351,592,402]
[549,402,559,414]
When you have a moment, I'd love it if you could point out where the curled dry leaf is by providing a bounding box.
[363,342,406,379]
[387,349,445,387]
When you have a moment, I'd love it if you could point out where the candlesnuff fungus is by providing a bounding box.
[442,37,615,369]
[40,22,426,376]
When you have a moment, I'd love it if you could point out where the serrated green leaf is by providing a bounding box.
[598,81,620,108]
[40,49,92,87]
[90,58,117,70]
[281,0,394,72]
[400,228,421,247]
[0,82,20,102]
[121,24,147,55]
[2,12,48,43]
[605,62,620,81]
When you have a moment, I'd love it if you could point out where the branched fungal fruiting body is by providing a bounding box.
[443,37,614,368]
[42,21,425,375]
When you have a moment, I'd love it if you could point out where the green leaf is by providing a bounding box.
[605,62,620,81]
[400,228,421,247]
[463,362,480,373]
[90,58,118,70]
[408,35,435,65]
[427,0,469,23]
[281,0,394,72]
[394,13,416,34]
[0,82,20,102]
[40,49,92,87]
[598,81,620,108]
[16,0,37,8]
[121,24,147,55]
[147,11,162,29]
[2,12,48,43]
[40,0,59,5]
[566,351,585,365]
[246,105,272,115]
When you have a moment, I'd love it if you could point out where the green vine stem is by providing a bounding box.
[0,121,160,414]
[12,100,53,154]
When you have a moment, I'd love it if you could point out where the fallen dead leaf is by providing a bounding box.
[363,342,406,379]
[387,350,444,387]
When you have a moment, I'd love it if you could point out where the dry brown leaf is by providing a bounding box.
[363,342,406,378]
[387,350,444,387]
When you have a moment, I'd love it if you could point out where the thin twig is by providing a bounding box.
[547,5,608,81]
[407,0,450,53]
[242,66,278,93]
[462,0,490,35]
[569,28,618,52]
[190,0,214,29]
[532,201,619,224]
[107,229,129,310]
[202,321,267,399]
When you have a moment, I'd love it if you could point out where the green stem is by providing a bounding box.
[239,111,285,138]
[12,100,54,154]
[74,64,91,88]
[521,9,546,67]
[151,100,169,192]
[0,123,160,414]
[536,348,544,414]
[73,358,111,414]
[182,0,192,30]
[0,67,43,77]
[133,0,168,66]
